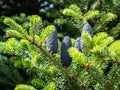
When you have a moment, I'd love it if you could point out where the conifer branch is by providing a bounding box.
[111,62,120,81]
[0,69,17,84]
[0,80,15,87]
[28,39,84,89]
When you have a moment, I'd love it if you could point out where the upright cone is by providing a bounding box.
[45,29,58,54]
[61,36,72,67]
[74,37,81,51]
[81,23,93,51]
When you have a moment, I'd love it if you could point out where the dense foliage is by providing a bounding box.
[0,0,120,90]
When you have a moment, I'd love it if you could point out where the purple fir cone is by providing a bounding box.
[61,36,72,67]
[81,23,93,51]
[45,29,58,54]
[74,37,81,51]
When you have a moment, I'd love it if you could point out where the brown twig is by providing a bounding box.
[106,62,120,89]
[97,57,106,68]
[75,68,82,79]
[111,62,119,81]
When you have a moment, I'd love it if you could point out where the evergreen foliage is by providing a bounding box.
[15,84,36,90]
[0,55,24,90]
[58,4,119,39]
[0,2,120,90]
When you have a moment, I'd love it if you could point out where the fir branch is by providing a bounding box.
[3,17,27,34]
[15,84,36,90]
[83,10,99,20]
[28,39,84,89]
[111,62,120,81]
[0,80,15,87]
[100,13,117,25]
[0,69,17,84]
